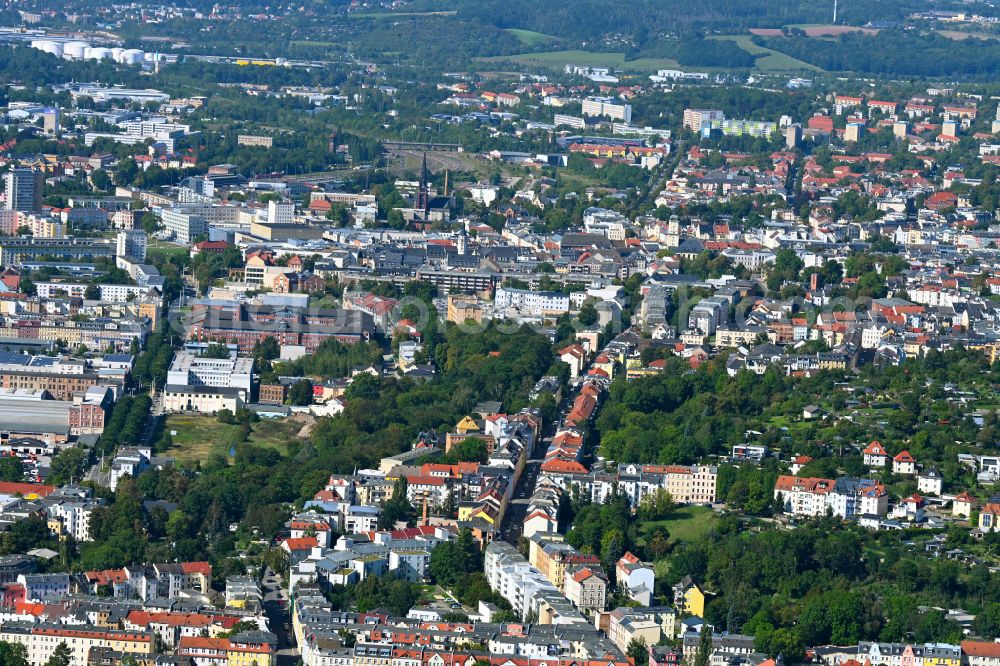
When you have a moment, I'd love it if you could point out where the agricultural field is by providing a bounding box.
[504,28,556,47]
[711,35,821,72]
[481,49,680,72]
[937,29,1000,41]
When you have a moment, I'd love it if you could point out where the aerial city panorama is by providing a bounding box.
[1,0,1000,664]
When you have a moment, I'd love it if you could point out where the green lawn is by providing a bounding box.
[164,414,242,464]
[639,505,719,545]
[711,35,821,72]
[164,414,305,463]
[504,29,556,47]
[146,242,189,262]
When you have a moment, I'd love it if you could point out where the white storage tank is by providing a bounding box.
[63,41,89,60]
[87,47,112,60]
[121,49,145,65]
[111,47,124,61]
[31,40,63,57]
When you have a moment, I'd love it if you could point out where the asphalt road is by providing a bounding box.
[261,566,297,666]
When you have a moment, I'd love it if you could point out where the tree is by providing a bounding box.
[90,169,112,191]
[380,477,415,528]
[0,641,28,666]
[45,642,73,666]
[48,447,87,486]
[83,284,100,300]
[976,602,1000,638]
[694,627,713,666]
[578,301,599,326]
[428,528,482,586]
[140,212,160,234]
[627,637,649,666]
[201,343,232,359]
[220,620,259,638]
[0,456,23,482]
[252,336,280,361]
[638,488,674,521]
[447,437,488,463]
[600,528,626,568]
[288,379,313,406]
[387,209,407,230]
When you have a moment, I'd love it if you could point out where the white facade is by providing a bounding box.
[166,352,254,393]
[268,200,295,226]
[116,229,147,261]
[581,97,632,123]
[494,288,570,318]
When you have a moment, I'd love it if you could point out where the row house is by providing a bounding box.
[857,642,961,666]
[774,475,888,519]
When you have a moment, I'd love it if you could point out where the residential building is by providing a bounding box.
[494,287,570,318]
[672,576,705,617]
[447,294,483,324]
[582,97,632,123]
[0,623,152,665]
[4,168,43,213]
[116,229,147,261]
[563,566,608,612]
[682,109,725,133]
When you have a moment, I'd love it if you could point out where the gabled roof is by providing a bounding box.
[863,440,888,456]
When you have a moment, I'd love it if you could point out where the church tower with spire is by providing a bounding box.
[416,153,430,215]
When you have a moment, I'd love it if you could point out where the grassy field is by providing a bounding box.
[164,414,306,463]
[783,24,878,36]
[146,240,189,260]
[481,49,680,72]
[248,418,307,454]
[164,415,242,463]
[712,35,821,72]
[504,29,556,47]
[290,40,339,48]
[639,505,719,545]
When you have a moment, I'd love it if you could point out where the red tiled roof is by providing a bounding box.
[961,642,1000,658]
[282,537,319,551]
[0,482,55,497]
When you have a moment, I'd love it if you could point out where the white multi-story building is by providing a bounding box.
[494,287,570,318]
[612,464,718,506]
[116,229,147,261]
[17,573,72,601]
[166,351,254,394]
[268,200,295,225]
[682,108,725,132]
[774,475,888,519]
[46,499,100,541]
[110,446,151,491]
[159,208,207,244]
[34,282,156,303]
[157,204,240,243]
[581,97,632,123]
[485,540,588,624]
